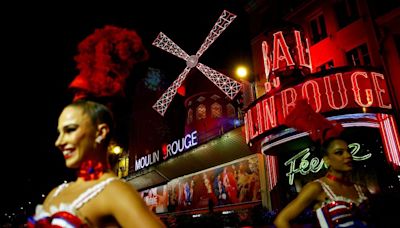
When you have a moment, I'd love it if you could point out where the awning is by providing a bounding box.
[126,126,255,190]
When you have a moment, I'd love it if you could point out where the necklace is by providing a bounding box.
[78,160,109,181]
[326,173,353,186]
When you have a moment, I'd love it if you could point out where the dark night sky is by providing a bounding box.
[1,1,253,218]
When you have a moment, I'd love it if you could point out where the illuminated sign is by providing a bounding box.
[244,70,392,143]
[284,143,371,185]
[262,29,312,93]
[135,131,198,171]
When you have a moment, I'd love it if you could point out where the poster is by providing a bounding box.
[140,155,261,213]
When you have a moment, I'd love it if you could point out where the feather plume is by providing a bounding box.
[284,99,343,144]
[69,25,149,100]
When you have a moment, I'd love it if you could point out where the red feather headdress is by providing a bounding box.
[69,25,149,101]
[284,99,344,144]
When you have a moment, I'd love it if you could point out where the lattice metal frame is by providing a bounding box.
[152,10,242,116]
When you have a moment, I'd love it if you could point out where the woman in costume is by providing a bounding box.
[273,100,371,228]
[28,100,165,227]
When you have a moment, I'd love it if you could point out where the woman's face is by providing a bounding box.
[55,106,97,168]
[324,139,353,172]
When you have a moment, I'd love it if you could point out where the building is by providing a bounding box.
[123,0,400,226]
[244,0,400,225]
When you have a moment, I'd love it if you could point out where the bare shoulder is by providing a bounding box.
[106,178,137,192]
[292,180,324,204]
[101,178,166,227]
[97,178,147,214]
[43,182,68,206]
[103,178,144,202]
[46,186,60,198]
[301,180,324,196]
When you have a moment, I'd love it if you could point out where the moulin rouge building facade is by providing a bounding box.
[245,0,400,212]
[124,0,400,223]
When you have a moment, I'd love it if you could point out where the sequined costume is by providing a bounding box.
[27,177,118,228]
[315,179,369,228]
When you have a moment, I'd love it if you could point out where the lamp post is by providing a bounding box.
[235,65,257,104]
[109,144,129,178]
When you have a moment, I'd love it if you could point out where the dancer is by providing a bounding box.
[28,100,165,227]
[274,100,371,228]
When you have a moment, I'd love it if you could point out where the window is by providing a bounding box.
[335,0,360,28]
[310,14,327,44]
[227,104,236,118]
[346,44,371,66]
[211,102,222,118]
[187,108,193,124]
[196,104,206,120]
[316,60,334,72]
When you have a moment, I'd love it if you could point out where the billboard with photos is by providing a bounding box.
[140,155,261,213]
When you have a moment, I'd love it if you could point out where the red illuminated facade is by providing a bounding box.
[249,0,400,118]
[245,69,392,143]
[124,0,399,226]
[243,0,400,225]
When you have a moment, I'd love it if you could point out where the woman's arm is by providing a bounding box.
[274,181,322,228]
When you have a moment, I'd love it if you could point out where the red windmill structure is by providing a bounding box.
[152,10,242,116]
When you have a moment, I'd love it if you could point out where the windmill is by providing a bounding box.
[152,10,242,116]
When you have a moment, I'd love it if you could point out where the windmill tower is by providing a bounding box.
[152,10,242,116]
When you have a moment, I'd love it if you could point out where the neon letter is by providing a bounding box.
[281,88,297,118]
[351,71,373,107]
[324,73,348,110]
[294,30,312,70]
[247,109,259,140]
[272,31,295,71]
[262,41,272,82]
[302,80,322,112]
[262,96,277,131]
[371,72,392,109]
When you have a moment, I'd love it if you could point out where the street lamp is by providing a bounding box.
[109,143,129,178]
[234,65,256,103]
[111,145,123,155]
[236,66,249,79]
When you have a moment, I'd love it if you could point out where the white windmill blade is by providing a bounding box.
[152,9,239,116]
[196,62,242,99]
[152,67,192,116]
[195,10,237,57]
[152,32,190,61]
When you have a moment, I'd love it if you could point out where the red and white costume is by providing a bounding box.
[28,177,118,228]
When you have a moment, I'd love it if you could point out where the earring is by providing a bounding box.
[96,136,103,143]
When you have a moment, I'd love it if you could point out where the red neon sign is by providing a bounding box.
[262,29,312,93]
[244,70,392,143]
